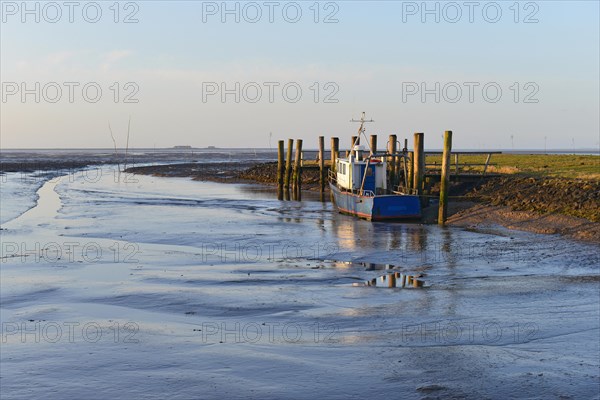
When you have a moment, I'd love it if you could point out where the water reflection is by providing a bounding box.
[330,216,432,254]
[352,272,426,288]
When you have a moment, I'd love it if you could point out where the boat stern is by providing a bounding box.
[371,195,421,221]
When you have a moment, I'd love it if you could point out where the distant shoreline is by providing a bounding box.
[1,147,599,155]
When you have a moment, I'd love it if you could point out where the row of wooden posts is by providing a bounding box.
[276,131,453,225]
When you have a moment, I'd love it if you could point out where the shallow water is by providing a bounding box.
[1,166,599,399]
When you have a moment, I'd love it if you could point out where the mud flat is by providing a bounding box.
[125,161,327,191]
[1,167,598,399]
[447,204,600,243]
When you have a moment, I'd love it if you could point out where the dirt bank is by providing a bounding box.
[447,204,600,243]
[125,161,328,191]
[466,176,600,222]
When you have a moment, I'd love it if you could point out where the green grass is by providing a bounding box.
[424,154,600,180]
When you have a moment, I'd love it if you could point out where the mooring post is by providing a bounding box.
[370,134,377,155]
[318,136,325,193]
[401,138,409,191]
[277,140,284,200]
[413,133,425,203]
[407,151,413,191]
[388,134,397,190]
[293,139,303,200]
[438,131,453,225]
[284,138,293,193]
[331,137,339,173]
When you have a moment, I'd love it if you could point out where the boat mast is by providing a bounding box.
[350,112,376,195]
[350,112,374,153]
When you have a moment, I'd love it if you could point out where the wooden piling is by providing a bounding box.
[284,138,293,192]
[438,130,452,225]
[318,136,325,193]
[292,139,303,200]
[407,152,413,191]
[413,133,424,201]
[331,137,339,173]
[277,140,284,200]
[388,134,397,190]
[370,135,377,155]
[401,139,408,190]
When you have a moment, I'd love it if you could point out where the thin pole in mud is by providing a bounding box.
[285,139,293,196]
[277,140,285,200]
[413,132,425,204]
[293,139,303,200]
[388,134,397,191]
[438,130,453,225]
[319,136,325,193]
[331,137,339,174]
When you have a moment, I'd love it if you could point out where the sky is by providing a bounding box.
[1,0,599,150]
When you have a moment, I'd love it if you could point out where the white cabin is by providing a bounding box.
[336,146,387,194]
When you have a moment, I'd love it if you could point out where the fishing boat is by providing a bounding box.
[329,113,421,221]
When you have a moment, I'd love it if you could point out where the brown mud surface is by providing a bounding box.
[447,203,600,243]
[126,161,327,191]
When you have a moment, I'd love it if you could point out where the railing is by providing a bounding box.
[393,185,419,195]
[328,169,337,184]
[423,151,501,177]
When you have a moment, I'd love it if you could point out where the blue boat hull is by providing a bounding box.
[330,184,421,221]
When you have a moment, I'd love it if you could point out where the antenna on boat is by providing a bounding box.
[350,112,374,152]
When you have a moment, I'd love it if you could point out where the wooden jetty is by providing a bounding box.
[276,125,501,224]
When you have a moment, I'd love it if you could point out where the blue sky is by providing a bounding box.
[1,1,599,149]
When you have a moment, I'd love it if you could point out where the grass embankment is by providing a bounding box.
[424,153,599,179]
[424,154,599,222]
